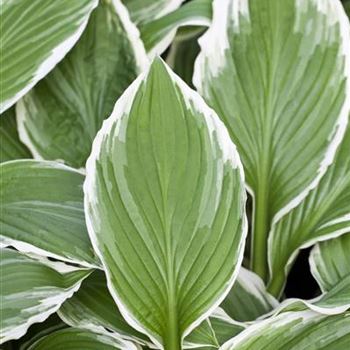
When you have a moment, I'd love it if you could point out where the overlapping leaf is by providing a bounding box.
[84,58,247,348]
[268,125,350,296]
[167,32,202,89]
[0,160,98,267]
[124,0,184,25]
[17,0,148,168]
[27,328,136,350]
[3,315,66,350]
[58,271,151,347]
[194,0,350,279]
[59,271,228,349]
[208,313,245,346]
[221,310,350,350]
[309,233,350,312]
[0,249,91,343]
[220,268,278,322]
[0,0,98,113]
[0,107,31,163]
[140,0,212,57]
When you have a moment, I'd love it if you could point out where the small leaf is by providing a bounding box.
[16,0,148,169]
[140,0,212,57]
[27,328,137,350]
[221,310,350,350]
[183,320,218,349]
[0,0,98,113]
[0,249,91,343]
[0,160,98,267]
[209,310,246,346]
[194,0,350,279]
[221,268,278,322]
[167,32,202,89]
[268,125,350,296]
[309,233,350,313]
[0,107,31,163]
[84,58,247,348]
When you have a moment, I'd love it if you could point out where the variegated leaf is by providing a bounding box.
[84,58,247,348]
[0,0,97,113]
[0,249,91,343]
[194,0,350,281]
[17,0,148,168]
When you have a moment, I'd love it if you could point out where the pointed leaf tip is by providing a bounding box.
[84,60,247,347]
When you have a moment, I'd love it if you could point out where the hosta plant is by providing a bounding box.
[1,0,350,349]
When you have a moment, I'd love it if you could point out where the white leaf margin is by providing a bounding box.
[1,251,92,343]
[58,319,156,350]
[148,16,211,59]
[0,0,99,114]
[0,160,100,269]
[110,0,149,71]
[220,309,337,350]
[235,267,279,311]
[267,0,350,276]
[194,0,350,233]
[15,0,149,165]
[84,58,248,349]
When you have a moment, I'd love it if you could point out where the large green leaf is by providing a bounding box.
[0,0,98,113]
[220,268,278,322]
[194,0,350,280]
[27,328,137,350]
[309,233,350,313]
[140,0,212,57]
[0,249,91,343]
[84,58,247,349]
[0,107,31,163]
[0,160,98,267]
[221,310,350,350]
[16,0,148,169]
[268,125,350,297]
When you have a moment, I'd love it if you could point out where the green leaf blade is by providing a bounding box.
[84,58,247,348]
[308,233,350,312]
[0,107,31,163]
[0,249,91,343]
[0,160,98,267]
[16,0,148,169]
[59,271,230,349]
[268,125,350,296]
[221,267,278,322]
[27,328,136,350]
[0,0,98,113]
[58,271,151,347]
[140,0,212,56]
[193,0,350,279]
[124,0,184,25]
[221,310,350,350]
